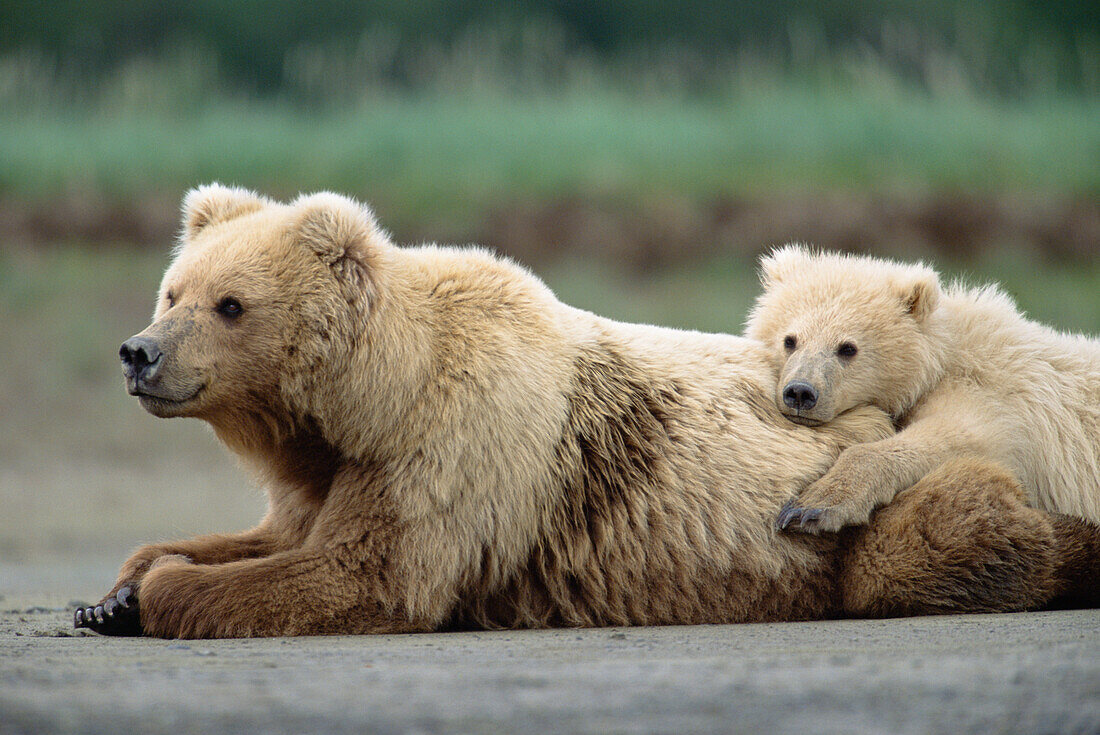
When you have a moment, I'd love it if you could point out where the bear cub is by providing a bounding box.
[746,245,1100,532]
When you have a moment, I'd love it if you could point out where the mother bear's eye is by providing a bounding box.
[837,342,858,358]
[216,297,243,319]
[783,335,797,351]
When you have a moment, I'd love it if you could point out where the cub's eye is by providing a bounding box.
[837,342,858,358]
[216,297,243,319]
[783,335,797,351]
[166,292,176,308]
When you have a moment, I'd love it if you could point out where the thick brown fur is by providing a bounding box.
[85,187,1100,638]
[839,457,1069,617]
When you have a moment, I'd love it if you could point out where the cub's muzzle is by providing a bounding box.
[782,380,818,411]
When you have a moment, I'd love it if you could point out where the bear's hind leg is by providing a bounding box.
[1048,515,1100,609]
[838,456,1096,618]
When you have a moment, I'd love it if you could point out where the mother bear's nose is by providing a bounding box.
[120,335,163,379]
[783,381,818,411]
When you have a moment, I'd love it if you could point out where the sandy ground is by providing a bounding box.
[1,555,1098,735]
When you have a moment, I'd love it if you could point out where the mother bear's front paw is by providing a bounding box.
[74,585,143,636]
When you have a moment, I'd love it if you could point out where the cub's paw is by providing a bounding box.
[776,471,880,534]
[776,499,862,534]
[74,586,142,636]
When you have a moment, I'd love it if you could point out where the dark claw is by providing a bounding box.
[776,501,828,532]
[800,508,822,525]
[776,500,802,531]
[73,588,143,636]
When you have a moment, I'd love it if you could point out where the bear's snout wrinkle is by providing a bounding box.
[782,380,818,411]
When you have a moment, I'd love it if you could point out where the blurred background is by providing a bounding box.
[0,0,1097,596]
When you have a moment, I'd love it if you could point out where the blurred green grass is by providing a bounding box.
[3,26,1096,258]
[3,87,1098,233]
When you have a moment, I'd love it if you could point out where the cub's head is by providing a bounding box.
[745,245,943,426]
[120,185,386,439]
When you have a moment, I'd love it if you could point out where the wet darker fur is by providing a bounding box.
[457,343,680,627]
[266,416,343,505]
[559,344,675,539]
[1048,515,1100,609]
[457,343,838,629]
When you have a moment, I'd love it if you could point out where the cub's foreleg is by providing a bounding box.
[780,389,989,533]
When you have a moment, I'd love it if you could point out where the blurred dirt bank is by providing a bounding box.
[3,193,1097,269]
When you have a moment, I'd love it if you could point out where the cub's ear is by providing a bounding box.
[182,184,266,238]
[759,243,814,288]
[892,268,941,323]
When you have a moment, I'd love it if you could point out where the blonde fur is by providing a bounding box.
[747,245,1100,531]
[81,193,1100,638]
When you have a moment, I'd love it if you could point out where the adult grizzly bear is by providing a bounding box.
[75,186,1099,638]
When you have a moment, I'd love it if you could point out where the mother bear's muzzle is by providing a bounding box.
[120,335,164,392]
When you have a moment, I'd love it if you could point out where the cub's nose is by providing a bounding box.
[120,336,163,381]
[782,381,818,411]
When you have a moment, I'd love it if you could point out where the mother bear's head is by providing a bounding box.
[120,185,391,454]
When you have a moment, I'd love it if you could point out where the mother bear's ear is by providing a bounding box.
[182,183,268,239]
[292,192,387,303]
[292,192,383,264]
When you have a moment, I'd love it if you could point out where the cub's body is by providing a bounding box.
[923,288,1100,520]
